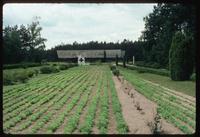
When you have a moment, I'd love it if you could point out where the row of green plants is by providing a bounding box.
[47,71,97,133]
[109,70,129,133]
[79,75,103,133]
[18,71,91,133]
[63,81,94,133]
[3,72,73,115]
[16,66,97,134]
[97,78,109,134]
[15,71,90,133]
[120,69,195,134]
[3,67,89,133]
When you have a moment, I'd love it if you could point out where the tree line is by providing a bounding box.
[3,4,196,80]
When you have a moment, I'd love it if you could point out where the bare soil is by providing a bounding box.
[112,76,183,134]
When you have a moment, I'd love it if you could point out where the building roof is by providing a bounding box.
[57,49,125,58]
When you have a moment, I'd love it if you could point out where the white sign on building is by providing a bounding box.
[77,55,85,65]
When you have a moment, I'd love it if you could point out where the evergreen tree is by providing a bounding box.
[169,31,194,80]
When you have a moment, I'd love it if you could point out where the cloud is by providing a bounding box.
[3,3,156,49]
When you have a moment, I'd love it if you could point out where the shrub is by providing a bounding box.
[41,59,47,64]
[3,73,13,85]
[58,64,68,70]
[113,69,120,77]
[110,65,116,71]
[40,66,59,74]
[169,31,194,81]
[34,69,39,76]
[26,70,35,77]
[137,69,145,73]
[190,73,196,81]
[126,65,169,77]
[15,73,28,83]
[3,63,41,69]
[3,69,38,85]
[135,61,161,69]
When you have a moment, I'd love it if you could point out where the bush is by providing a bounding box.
[15,73,28,83]
[110,65,116,71]
[169,31,194,81]
[3,63,41,69]
[3,73,14,85]
[26,70,35,77]
[58,64,68,70]
[135,61,161,69]
[34,69,39,76]
[41,59,48,65]
[137,69,145,73]
[113,69,120,77]
[3,68,39,85]
[125,65,169,77]
[190,73,196,81]
[40,66,59,74]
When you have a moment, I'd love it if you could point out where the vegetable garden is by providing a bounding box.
[3,65,128,134]
[3,65,196,134]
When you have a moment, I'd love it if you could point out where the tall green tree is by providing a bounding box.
[169,31,194,81]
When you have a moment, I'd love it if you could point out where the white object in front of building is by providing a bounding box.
[78,55,85,65]
[133,56,135,65]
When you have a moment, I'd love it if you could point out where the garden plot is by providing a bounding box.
[3,65,128,134]
[3,65,195,134]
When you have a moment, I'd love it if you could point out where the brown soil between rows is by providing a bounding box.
[112,76,183,134]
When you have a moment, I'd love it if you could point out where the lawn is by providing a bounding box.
[118,66,195,97]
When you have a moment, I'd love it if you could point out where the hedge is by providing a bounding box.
[119,64,169,77]
[3,63,41,69]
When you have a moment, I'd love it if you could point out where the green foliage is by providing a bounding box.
[109,74,129,133]
[120,68,195,134]
[109,65,116,71]
[190,73,196,81]
[112,69,120,76]
[135,61,161,69]
[3,69,38,85]
[40,66,59,74]
[125,65,169,77]
[169,31,194,81]
[3,73,14,85]
[116,55,118,66]
[3,63,41,69]
[58,64,68,70]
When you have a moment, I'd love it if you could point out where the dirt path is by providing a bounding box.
[112,76,183,134]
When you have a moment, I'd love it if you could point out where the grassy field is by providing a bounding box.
[118,67,195,97]
[118,66,196,134]
[3,65,128,134]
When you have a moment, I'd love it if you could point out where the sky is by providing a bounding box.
[3,3,156,49]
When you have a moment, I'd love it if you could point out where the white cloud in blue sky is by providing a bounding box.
[3,3,156,49]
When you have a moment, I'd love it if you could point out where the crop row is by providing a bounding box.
[3,67,92,133]
[120,69,195,134]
